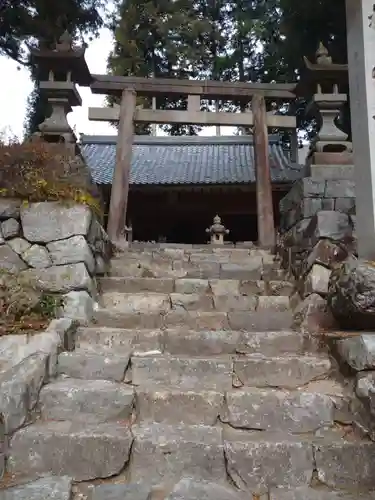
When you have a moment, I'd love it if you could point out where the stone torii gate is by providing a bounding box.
[88,79,297,248]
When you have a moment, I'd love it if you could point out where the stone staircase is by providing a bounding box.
[4,245,375,499]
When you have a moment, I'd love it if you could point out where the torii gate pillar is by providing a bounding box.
[346,0,375,259]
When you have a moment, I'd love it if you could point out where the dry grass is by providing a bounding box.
[0,270,62,336]
[0,138,103,219]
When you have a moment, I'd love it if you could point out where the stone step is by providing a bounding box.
[109,257,283,280]
[76,327,162,354]
[223,429,375,494]
[131,355,233,390]
[58,350,130,382]
[269,487,374,500]
[135,386,334,430]
[39,378,134,423]
[0,477,73,500]
[101,291,291,314]
[130,354,330,390]
[99,276,294,296]
[76,327,305,357]
[93,308,294,331]
[233,354,331,389]
[222,388,334,432]
[129,423,225,485]
[135,386,224,425]
[7,420,133,482]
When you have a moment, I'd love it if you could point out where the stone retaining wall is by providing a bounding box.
[278,209,375,440]
[279,166,355,233]
[0,200,112,478]
[278,209,355,332]
[0,199,111,294]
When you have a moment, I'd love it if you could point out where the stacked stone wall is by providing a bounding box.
[280,166,355,233]
[0,199,112,475]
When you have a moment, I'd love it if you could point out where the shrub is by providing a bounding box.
[0,138,103,219]
[0,270,63,335]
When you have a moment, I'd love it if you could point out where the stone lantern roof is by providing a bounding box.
[29,31,92,86]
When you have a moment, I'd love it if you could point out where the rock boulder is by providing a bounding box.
[327,257,375,329]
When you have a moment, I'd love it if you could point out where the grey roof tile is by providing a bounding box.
[80,135,303,186]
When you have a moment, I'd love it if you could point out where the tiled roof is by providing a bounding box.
[80,135,303,186]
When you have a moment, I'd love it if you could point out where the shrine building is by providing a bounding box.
[80,134,303,244]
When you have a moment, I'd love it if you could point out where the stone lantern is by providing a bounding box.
[296,42,350,166]
[29,31,92,149]
[206,215,229,245]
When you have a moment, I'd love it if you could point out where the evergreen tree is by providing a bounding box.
[108,0,206,135]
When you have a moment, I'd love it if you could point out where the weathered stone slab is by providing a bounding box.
[0,476,73,500]
[209,279,240,295]
[293,293,337,333]
[58,350,130,382]
[220,261,262,280]
[224,430,313,494]
[93,309,164,329]
[337,334,375,371]
[1,218,20,239]
[21,202,92,242]
[0,353,48,435]
[213,294,258,312]
[163,310,229,330]
[46,317,77,352]
[233,355,331,389]
[170,292,214,311]
[47,235,95,273]
[90,484,150,500]
[76,327,161,354]
[269,486,369,500]
[239,280,265,295]
[22,263,93,293]
[163,329,241,356]
[228,311,293,331]
[7,237,30,255]
[11,331,62,376]
[303,211,353,246]
[39,378,134,423]
[236,330,304,356]
[101,292,171,314]
[0,244,27,272]
[7,421,133,481]
[22,244,52,268]
[183,261,221,279]
[175,278,209,294]
[303,264,331,296]
[132,355,232,390]
[130,423,225,485]
[325,180,355,198]
[305,239,348,273]
[314,441,375,489]
[100,277,175,294]
[136,387,223,425]
[0,199,21,220]
[223,389,333,432]
[257,296,290,312]
[63,290,94,324]
[165,478,246,500]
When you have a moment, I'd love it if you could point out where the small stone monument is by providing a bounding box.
[206,215,229,245]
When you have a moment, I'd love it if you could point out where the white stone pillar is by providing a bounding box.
[346,0,375,258]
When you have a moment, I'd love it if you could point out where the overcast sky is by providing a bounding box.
[0,28,235,141]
